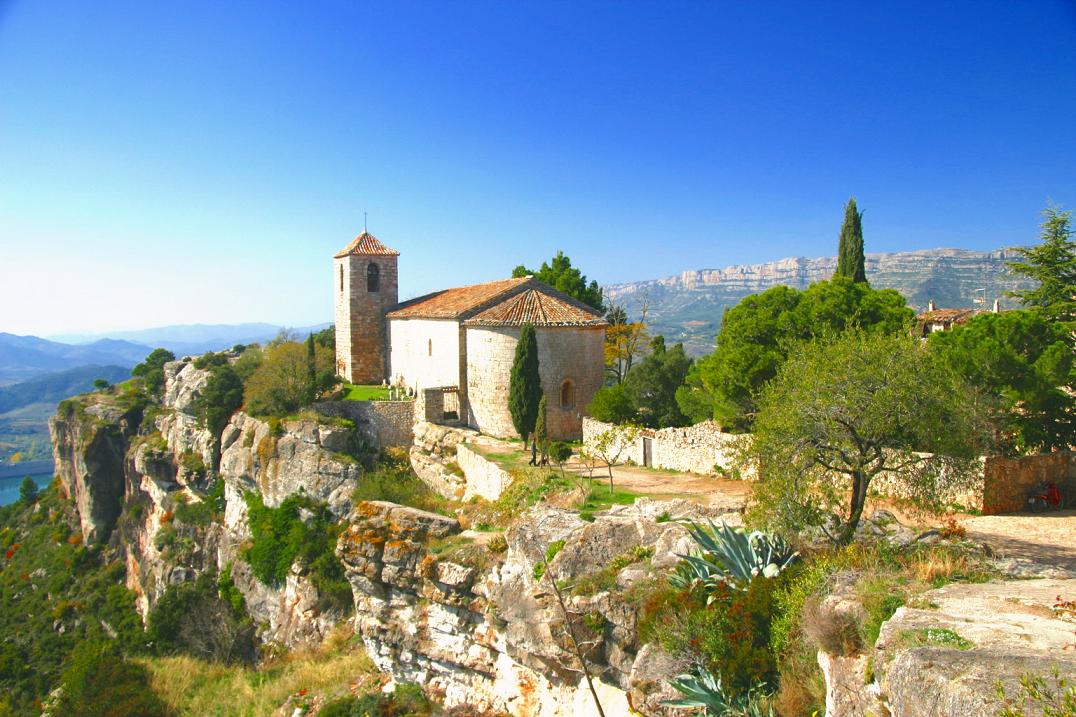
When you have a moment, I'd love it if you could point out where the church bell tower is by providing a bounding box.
[333,231,399,384]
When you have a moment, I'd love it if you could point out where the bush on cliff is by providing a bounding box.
[243,341,335,417]
[243,492,352,611]
[194,363,244,437]
[132,348,176,397]
[147,571,255,664]
[51,641,173,717]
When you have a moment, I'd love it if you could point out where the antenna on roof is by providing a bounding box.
[364,211,368,233]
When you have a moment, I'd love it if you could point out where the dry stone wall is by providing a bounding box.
[981,451,1074,514]
[582,418,746,476]
[313,400,415,449]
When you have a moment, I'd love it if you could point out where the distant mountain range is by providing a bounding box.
[0,333,151,385]
[604,247,1034,356]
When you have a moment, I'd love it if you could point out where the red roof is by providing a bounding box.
[334,231,400,258]
[387,277,606,327]
[465,287,607,327]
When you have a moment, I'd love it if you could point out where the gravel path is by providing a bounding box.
[961,509,1076,572]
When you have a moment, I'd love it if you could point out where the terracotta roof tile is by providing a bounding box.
[386,276,606,327]
[386,277,532,319]
[464,287,607,327]
[334,231,400,258]
[917,308,980,323]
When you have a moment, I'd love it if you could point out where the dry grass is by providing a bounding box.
[801,598,864,657]
[139,627,380,717]
[906,548,985,585]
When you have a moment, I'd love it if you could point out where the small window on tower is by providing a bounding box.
[560,379,575,409]
[367,263,380,292]
[339,265,344,292]
[428,339,432,357]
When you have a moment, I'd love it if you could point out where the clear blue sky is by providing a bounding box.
[1,1,1074,335]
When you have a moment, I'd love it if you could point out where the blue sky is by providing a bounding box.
[1,1,1074,335]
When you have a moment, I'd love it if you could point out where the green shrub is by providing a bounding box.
[318,683,433,717]
[352,451,450,515]
[243,492,352,612]
[52,641,173,717]
[147,572,254,664]
[640,576,780,697]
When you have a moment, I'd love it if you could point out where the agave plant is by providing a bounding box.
[664,670,774,717]
[669,520,798,595]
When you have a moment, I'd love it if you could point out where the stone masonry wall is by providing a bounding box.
[981,451,1074,514]
[582,417,745,476]
[465,326,604,440]
[334,253,398,384]
[455,444,512,501]
[312,400,415,449]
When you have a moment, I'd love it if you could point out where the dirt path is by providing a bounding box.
[960,510,1076,572]
[471,437,750,510]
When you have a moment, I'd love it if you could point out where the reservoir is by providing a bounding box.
[0,472,54,506]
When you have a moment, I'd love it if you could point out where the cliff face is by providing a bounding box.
[603,247,1034,355]
[337,498,732,715]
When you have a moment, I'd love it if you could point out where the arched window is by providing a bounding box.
[428,339,432,357]
[560,379,575,409]
[367,263,380,292]
[339,265,344,292]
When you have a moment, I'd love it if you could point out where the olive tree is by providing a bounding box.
[744,330,989,544]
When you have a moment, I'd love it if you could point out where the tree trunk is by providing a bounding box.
[839,470,869,544]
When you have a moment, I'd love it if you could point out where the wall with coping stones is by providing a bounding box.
[582,417,746,476]
[455,444,512,501]
[981,451,1074,514]
[312,400,415,449]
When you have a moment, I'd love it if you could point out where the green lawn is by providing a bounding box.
[341,384,391,401]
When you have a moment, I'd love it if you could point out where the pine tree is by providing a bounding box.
[836,197,867,283]
[1006,205,1076,331]
[509,324,542,442]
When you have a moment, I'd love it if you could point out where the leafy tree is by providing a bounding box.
[52,641,174,717]
[745,331,988,543]
[930,310,1074,453]
[17,476,37,505]
[508,324,542,442]
[604,300,650,384]
[131,348,176,396]
[194,364,245,438]
[587,423,641,494]
[243,341,334,417]
[677,277,911,429]
[311,325,335,349]
[306,333,317,399]
[147,572,254,664]
[836,197,866,283]
[513,250,605,312]
[233,345,264,382]
[623,336,692,428]
[588,384,636,424]
[1006,204,1076,331]
[92,378,110,391]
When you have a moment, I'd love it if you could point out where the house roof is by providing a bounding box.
[464,287,607,327]
[916,308,979,324]
[386,276,606,327]
[333,231,400,258]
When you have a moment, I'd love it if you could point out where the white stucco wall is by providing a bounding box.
[389,319,462,391]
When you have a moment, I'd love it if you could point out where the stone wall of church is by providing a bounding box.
[388,318,462,391]
[334,254,397,384]
[464,326,604,440]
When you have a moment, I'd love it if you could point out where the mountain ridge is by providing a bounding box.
[603,247,1034,355]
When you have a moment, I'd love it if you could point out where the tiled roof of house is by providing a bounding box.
[333,231,400,258]
[916,308,980,324]
[464,287,607,327]
[386,276,606,327]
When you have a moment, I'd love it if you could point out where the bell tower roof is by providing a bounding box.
[334,231,400,258]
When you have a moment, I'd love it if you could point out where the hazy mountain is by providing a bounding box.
[0,333,152,384]
[604,248,1034,356]
[49,322,333,357]
[0,365,132,414]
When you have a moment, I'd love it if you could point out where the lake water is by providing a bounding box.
[0,473,54,506]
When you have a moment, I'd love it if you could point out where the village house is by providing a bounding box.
[333,232,606,439]
[916,297,1001,337]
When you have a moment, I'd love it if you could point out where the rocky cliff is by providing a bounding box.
[604,247,1034,355]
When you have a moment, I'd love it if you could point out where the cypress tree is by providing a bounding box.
[305,333,317,401]
[836,197,867,283]
[535,395,548,455]
[509,324,542,442]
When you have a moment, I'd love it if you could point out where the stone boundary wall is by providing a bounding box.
[313,400,415,449]
[583,418,1074,514]
[582,417,745,475]
[455,444,512,501]
[982,451,1074,515]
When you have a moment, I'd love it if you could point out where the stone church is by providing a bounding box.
[334,232,606,439]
